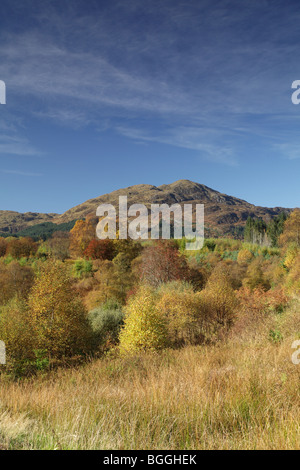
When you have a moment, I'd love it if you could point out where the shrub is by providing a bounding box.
[88,301,124,349]
[243,257,271,290]
[237,248,254,264]
[84,239,115,260]
[0,298,37,376]
[28,260,92,359]
[199,265,238,333]
[6,237,37,259]
[156,282,211,346]
[119,286,168,354]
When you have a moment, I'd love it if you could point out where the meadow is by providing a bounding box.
[0,299,299,450]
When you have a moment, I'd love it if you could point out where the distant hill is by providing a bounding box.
[0,211,58,236]
[0,180,293,238]
[55,180,292,238]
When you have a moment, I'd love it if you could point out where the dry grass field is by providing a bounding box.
[0,299,299,450]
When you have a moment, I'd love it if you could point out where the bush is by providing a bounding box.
[119,286,168,354]
[88,301,124,349]
[199,265,238,333]
[157,281,213,346]
[28,260,92,359]
[0,298,37,376]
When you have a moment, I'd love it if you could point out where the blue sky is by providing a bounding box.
[1,0,300,213]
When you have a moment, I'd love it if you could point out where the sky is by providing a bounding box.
[1,0,300,213]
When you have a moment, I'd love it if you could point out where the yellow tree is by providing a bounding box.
[119,286,168,354]
[28,260,91,359]
[200,264,238,331]
[279,209,300,248]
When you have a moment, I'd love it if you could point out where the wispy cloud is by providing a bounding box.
[274,143,300,160]
[1,169,43,176]
[0,134,40,157]
[117,125,238,166]
[0,0,300,164]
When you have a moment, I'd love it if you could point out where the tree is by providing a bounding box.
[279,209,300,248]
[156,282,207,346]
[243,257,271,291]
[139,241,188,287]
[47,231,70,260]
[7,237,37,259]
[244,217,269,246]
[200,265,238,331]
[0,238,7,257]
[0,261,34,306]
[0,298,36,373]
[69,219,95,258]
[84,239,115,260]
[267,212,287,247]
[119,286,168,354]
[85,260,133,309]
[28,260,91,359]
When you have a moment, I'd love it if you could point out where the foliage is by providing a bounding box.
[73,259,93,278]
[199,265,238,332]
[119,286,168,354]
[84,239,115,260]
[6,237,37,259]
[0,298,36,375]
[139,240,188,287]
[0,261,34,306]
[244,217,269,246]
[267,213,288,247]
[279,209,300,248]
[69,219,95,258]
[88,300,124,349]
[28,260,92,359]
[10,220,77,241]
[46,231,70,260]
[156,282,209,346]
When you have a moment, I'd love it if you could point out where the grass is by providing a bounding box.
[0,302,299,450]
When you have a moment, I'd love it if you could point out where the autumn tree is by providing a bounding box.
[85,259,133,309]
[47,231,70,260]
[0,298,36,372]
[28,260,91,358]
[200,265,238,331]
[279,209,300,248]
[119,286,168,354]
[139,241,188,287]
[7,237,37,259]
[0,261,34,306]
[243,257,271,291]
[156,282,207,346]
[69,218,95,258]
[0,238,7,257]
[84,239,115,260]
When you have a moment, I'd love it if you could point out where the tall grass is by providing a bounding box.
[0,301,299,450]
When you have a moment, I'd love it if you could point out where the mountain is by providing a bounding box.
[0,180,292,238]
[55,180,291,238]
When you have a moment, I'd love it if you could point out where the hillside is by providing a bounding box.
[55,180,291,237]
[0,211,58,235]
[0,180,292,237]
